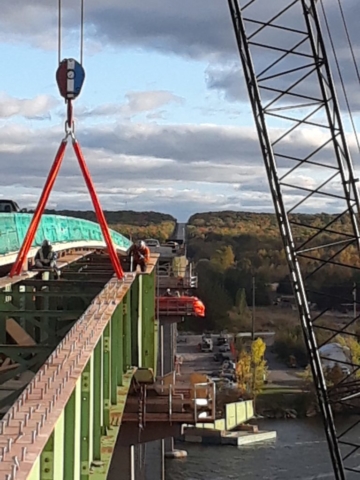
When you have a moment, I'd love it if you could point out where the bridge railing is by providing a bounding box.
[157,262,198,289]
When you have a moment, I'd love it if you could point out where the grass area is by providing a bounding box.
[257,387,314,417]
[260,386,305,395]
[254,306,348,332]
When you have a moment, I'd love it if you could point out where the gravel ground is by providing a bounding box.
[177,333,303,386]
[177,334,233,377]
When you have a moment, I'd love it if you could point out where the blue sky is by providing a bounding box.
[0,1,359,221]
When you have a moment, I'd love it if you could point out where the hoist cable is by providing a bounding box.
[319,0,360,155]
[80,0,84,65]
[336,0,360,84]
[58,0,62,64]
[57,0,85,65]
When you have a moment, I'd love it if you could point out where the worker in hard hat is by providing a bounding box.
[34,240,61,278]
[129,240,150,273]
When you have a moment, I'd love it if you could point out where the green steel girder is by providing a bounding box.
[123,293,132,370]
[64,390,77,479]
[61,271,114,278]
[0,291,97,298]
[80,362,91,479]
[103,323,111,431]
[19,279,107,288]
[140,271,158,374]
[0,310,84,318]
[1,257,159,480]
[64,265,115,271]
[0,354,50,410]
[93,340,102,461]
[0,345,54,357]
[131,276,139,366]
[0,256,117,416]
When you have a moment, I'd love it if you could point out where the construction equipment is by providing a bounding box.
[228,0,360,477]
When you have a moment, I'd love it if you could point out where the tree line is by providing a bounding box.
[45,209,176,243]
[184,210,360,332]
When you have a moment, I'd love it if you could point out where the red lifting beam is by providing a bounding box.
[10,104,124,279]
[72,139,123,279]
[10,140,68,277]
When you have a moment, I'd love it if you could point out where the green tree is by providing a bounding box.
[210,245,235,271]
[235,288,248,315]
[196,262,233,331]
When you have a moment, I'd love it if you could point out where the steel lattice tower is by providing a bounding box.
[228,0,360,477]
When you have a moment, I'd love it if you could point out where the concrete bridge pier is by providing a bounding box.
[160,319,188,461]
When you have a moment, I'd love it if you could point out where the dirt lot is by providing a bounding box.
[177,334,232,377]
[177,332,303,387]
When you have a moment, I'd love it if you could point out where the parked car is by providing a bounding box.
[222,360,236,371]
[217,332,228,346]
[219,342,231,353]
[144,238,160,247]
[0,200,26,213]
[213,352,231,362]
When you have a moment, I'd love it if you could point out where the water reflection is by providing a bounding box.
[166,419,360,480]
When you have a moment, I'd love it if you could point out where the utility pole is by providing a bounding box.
[353,282,357,320]
[251,275,256,410]
[252,275,256,341]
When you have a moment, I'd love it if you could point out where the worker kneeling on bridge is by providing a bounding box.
[34,240,61,278]
[129,240,150,273]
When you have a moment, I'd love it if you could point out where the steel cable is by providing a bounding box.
[319,0,360,154]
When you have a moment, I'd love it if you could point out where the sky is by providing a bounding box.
[0,0,360,221]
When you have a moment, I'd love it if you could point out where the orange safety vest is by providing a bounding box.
[131,245,150,263]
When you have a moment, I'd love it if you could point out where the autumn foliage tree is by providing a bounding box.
[236,338,267,398]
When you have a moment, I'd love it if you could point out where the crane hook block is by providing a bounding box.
[56,58,85,101]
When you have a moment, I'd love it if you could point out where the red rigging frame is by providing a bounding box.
[9,99,124,279]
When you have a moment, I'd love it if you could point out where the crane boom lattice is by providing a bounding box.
[228,0,360,477]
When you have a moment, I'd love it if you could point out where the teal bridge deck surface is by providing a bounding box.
[0,213,132,256]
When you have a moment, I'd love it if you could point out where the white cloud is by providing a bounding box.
[0,2,359,221]
[0,119,356,219]
[0,93,58,119]
[76,90,184,119]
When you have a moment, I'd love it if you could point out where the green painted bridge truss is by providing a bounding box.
[0,256,157,479]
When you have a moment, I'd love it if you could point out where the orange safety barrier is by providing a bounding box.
[157,296,205,317]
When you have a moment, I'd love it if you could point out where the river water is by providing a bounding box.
[166,419,360,480]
